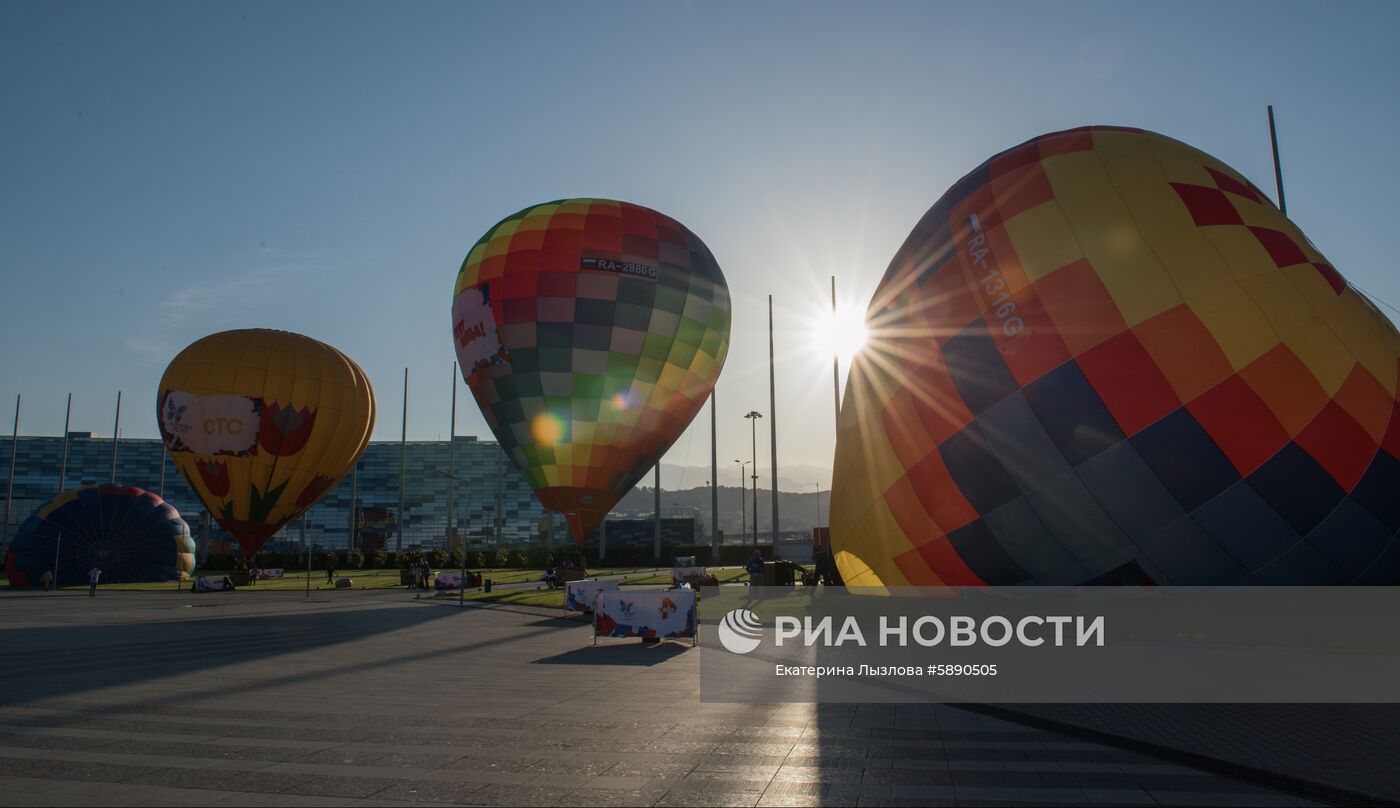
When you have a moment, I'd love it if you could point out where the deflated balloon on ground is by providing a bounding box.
[4,485,195,586]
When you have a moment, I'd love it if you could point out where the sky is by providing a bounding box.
[2,0,1398,491]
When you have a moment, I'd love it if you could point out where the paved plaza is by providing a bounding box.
[0,589,1385,807]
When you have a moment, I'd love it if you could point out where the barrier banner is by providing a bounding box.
[193,576,233,592]
[434,571,480,589]
[672,566,706,585]
[595,589,696,639]
[256,568,284,579]
[566,580,618,612]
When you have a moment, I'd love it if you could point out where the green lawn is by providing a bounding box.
[0,565,676,593]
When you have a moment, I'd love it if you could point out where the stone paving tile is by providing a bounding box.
[654,790,761,807]
[564,786,668,807]
[282,776,411,799]
[457,784,571,806]
[368,780,490,802]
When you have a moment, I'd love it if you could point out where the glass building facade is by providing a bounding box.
[0,433,560,554]
[1,434,713,558]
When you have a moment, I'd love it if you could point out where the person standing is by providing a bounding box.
[249,561,259,586]
[326,555,337,584]
[746,550,766,588]
[87,567,102,597]
[40,570,54,591]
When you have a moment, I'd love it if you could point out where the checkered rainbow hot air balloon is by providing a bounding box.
[832,127,1400,586]
[452,199,731,545]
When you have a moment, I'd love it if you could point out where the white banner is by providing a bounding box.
[193,576,232,592]
[161,391,260,456]
[434,570,480,589]
[595,589,696,639]
[452,284,506,378]
[672,566,706,585]
[566,580,618,612]
[255,568,284,579]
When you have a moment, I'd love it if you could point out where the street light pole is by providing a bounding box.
[447,361,456,558]
[734,459,747,544]
[744,411,762,547]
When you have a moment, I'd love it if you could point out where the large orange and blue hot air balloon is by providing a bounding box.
[452,199,730,544]
[832,126,1400,586]
[4,485,195,587]
[157,329,376,559]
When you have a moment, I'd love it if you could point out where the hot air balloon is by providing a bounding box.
[4,486,195,587]
[832,126,1400,586]
[452,199,730,544]
[157,329,376,559]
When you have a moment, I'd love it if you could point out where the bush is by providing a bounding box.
[322,551,338,569]
[427,548,449,568]
[369,549,388,569]
[400,548,425,569]
[472,551,488,568]
[346,549,365,570]
[449,548,465,569]
[507,549,528,568]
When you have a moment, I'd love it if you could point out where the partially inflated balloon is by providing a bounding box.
[832,126,1400,586]
[158,329,376,558]
[452,199,730,543]
[4,486,195,587]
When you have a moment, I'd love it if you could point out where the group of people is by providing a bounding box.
[411,558,433,589]
[31,567,102,596]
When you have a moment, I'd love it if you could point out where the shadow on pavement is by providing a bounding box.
[0,601,463,704]
[532,642,690,666]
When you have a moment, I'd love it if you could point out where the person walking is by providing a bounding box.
[249,561,259,586]
[745,550,766,587]
[326,555,337,584]
[40,570,54,591]
[87,566,102,597]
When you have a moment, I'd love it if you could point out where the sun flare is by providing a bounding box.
[812,303,870,365]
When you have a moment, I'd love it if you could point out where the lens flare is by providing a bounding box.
[530,413,563,445]
[811,303,869,365]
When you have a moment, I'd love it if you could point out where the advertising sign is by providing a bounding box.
[566,580,618,612]
[594,589,696,640]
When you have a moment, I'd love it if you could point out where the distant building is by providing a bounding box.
[0,434,558,554]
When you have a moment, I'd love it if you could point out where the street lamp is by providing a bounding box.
[435,469,471,608]
[733,459,749,543]
[744,411,762,547]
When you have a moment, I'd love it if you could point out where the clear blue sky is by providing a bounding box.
[2,0,1397,488]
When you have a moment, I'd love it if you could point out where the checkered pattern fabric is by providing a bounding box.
[832,127,1400,586]
[452,199,731,544]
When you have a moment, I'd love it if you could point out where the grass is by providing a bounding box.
[0,565,681,593]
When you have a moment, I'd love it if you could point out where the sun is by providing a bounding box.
[811,303,869,365]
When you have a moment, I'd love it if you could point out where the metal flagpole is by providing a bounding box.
[1268,105,1287,216]
[349,463,359,552]
[768,295,780,556]
[58,393,71,492]
[745,412,761,547]
[110,391,121,484]
[448,362,456,559]
[303,513,311,598]
[158,446,167,498]
[3,394,18,552]
[494,452,503,548]
[831,277,840,423]
[653,464,662,561]
[53,530,62,589]
[710,391,718,555]
[397,368,407,553]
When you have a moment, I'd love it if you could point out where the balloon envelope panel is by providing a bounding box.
[832,126,1400,587]
[453,199,730,543]
[157,329,376,558]
[4,486,195,586]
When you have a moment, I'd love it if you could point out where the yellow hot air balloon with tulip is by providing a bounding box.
[157,329,376,559]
